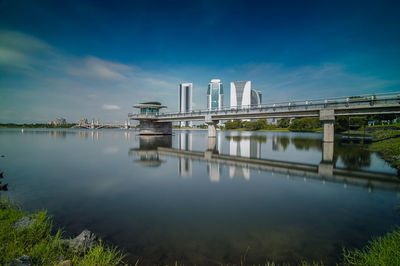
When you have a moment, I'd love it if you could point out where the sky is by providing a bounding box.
[1,0,400,123]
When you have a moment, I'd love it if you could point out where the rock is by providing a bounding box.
[58,260,71,266]
[0,171,3,177]
[0,183,7,191]
[15,216,36,230]
[68,229,97,252]
[7,255,31,266]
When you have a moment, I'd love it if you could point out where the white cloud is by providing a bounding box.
[67,56,131,81]
[102,104,121,110]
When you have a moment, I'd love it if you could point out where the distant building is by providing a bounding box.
[230,81,262,108]
[179,83,193,127]
[48,117,67,126]
[207,79,224,110]
[78,118,88,126]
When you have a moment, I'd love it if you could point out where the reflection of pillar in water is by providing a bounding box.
[124,131,131,141]
[322,141,334,163]
[318,141,334,176]
[207,162,221,182]
[179,157,192,177]
[179,132,192,151]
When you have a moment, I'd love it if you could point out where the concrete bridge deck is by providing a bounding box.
[128,92,400,141]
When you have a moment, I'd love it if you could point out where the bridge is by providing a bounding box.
[128,92,400,142]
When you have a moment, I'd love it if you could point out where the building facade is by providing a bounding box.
[207,79,224,110]
[230,81,262,108]
[179,83,193,127]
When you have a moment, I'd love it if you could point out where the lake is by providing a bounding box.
[0,128,399,265]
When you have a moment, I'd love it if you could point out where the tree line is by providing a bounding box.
[223,114,398,132]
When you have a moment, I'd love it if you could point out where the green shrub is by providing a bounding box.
[289,117,321,132]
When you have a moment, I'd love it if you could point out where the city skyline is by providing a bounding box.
[1,0,400,123]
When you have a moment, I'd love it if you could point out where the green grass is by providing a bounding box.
[0,198,125,265]
[367,129,400,169]
[343,228,400,265]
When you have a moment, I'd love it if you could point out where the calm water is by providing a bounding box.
[1,128,400,265]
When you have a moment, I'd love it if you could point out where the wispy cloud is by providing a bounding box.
[67,56,131,81]
[102,104,120,110]
[0,30,181,123]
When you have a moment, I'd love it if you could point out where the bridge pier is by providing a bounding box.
[205,116,219,138]
[138,120,172,135]
[320,109,335,142]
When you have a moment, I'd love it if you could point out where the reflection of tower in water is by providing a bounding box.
[178,132,192,177]
[207,163,222,182]
[228,134,263,180]
[272,135,290,151]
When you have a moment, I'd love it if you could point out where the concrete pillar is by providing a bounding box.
[207,137,217,150]
[205,115,218,138]
[207,123,217,138]
[323,121,334,142]
[320,109,335,142]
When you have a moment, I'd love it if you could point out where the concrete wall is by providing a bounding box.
[139,121,172,135]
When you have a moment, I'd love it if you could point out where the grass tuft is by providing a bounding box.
[343,228,400,265]
[0,197,126,265]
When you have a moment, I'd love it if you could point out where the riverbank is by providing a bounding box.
[0,198,125,265]
[368,129,400,170]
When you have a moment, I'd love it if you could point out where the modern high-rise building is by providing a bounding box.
[179,83,193,127]
[207,79,224,110]
[230,81,262,108]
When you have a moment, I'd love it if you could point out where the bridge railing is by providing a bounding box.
[128,91,400,119]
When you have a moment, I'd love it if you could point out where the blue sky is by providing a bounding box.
[1,0,400,123]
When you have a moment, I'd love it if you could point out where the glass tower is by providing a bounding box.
[179,83,193,127]
[207,79,224,110]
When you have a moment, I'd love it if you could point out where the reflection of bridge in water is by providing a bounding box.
[129,133,400,193]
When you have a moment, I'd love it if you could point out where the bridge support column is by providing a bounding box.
[205,115,219,138]
[320,109,335,142]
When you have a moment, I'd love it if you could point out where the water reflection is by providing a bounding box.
[130,132,400,193]
[178,132,192,176]
[129,136,172,167]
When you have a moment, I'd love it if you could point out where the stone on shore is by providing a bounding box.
[7,255,31,266]
[68,229,97,252]
[58,260,72,266]
[14,217,36,230]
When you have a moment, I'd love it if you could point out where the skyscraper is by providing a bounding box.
[179,82,193,127]
[207,79,224,110]
[230,81,262,108]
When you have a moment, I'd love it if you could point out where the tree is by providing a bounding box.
[289,117,321,132]
[277,118,290,128]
